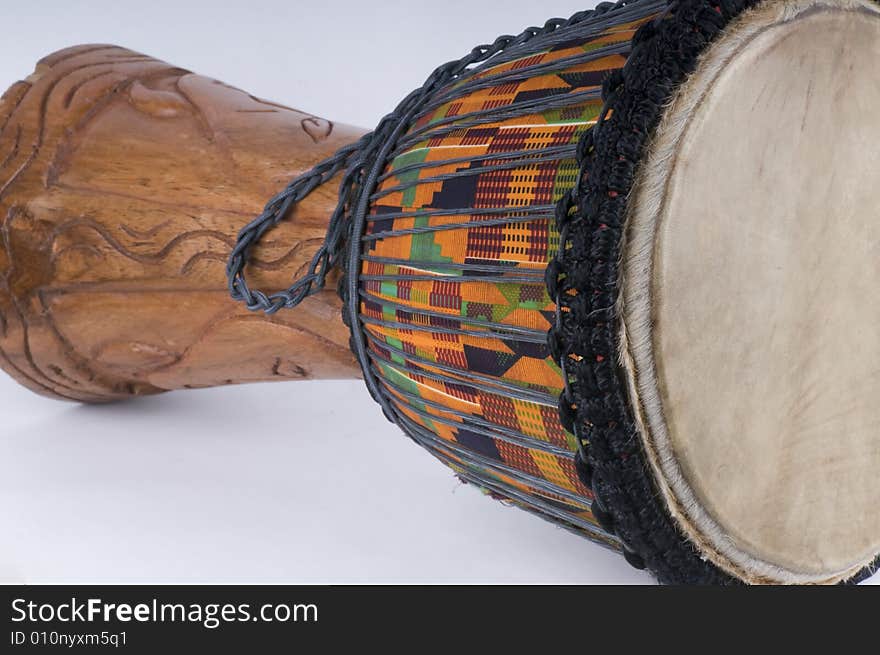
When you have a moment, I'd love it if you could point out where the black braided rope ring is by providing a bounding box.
[549,0,880,584]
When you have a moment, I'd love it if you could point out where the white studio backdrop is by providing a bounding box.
[0,0,872,585]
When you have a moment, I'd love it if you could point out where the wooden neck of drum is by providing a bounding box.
[0,45,365,403]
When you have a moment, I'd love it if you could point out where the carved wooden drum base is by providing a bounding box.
[0,45,362,403]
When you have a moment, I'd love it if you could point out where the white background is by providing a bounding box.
[0,0,872,585]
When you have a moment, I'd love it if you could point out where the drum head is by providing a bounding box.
[622,0,880,583]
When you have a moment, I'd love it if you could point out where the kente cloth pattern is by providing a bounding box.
[358,13,657,547]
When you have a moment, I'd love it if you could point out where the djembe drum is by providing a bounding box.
[1,0,879,585]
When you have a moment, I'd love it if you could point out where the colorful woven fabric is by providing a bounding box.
[357,10,659,549]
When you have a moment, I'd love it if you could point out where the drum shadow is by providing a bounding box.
[0,376,652,584]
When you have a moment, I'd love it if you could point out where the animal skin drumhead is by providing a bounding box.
[621,0,880,584]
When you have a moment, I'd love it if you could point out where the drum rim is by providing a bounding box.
[620,0,880,584]
[550,0,880,584]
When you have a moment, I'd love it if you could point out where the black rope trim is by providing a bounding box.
[548,0,880,585]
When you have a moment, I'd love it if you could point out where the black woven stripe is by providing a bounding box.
[551,0,879,585]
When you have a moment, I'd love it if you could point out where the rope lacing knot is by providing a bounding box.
[225,0,632,315]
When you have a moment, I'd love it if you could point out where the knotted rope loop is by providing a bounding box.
[226,137,368,314]
[226,1,632,315]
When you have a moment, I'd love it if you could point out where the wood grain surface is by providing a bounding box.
[0,45,364,402]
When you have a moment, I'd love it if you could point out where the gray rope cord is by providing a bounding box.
[226,0,639,315]
[448,461,616,542]
[373,364,555,426]
[398,414,617,541]
[369,148,578,202]
[359,315,547,343]
[374,144,577,184]
[358,273,544,285]
[363,204,554,224]
[449,462,620,545]
[386,88,603,157]
[361,213,556,241]
[376,374,573,457]
[365,336,557,405]
[360,290,547,337]
[391,410,580,497]
[226,0,657,542]
[408,42,632,122]
[359,290,546,334]
[359,256,547,275]
[226,136,367,313]
[395,414,583,502]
